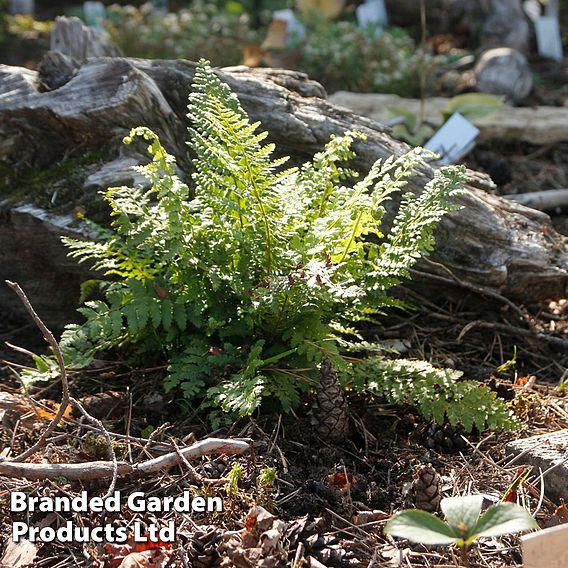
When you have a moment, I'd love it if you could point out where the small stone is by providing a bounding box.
[474,48,533,103]
[505,430,568,503]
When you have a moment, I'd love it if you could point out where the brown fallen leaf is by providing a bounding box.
[545,502,568,528]
[0,391,35,425]
[243,43,265,67]
[34,401,73,422]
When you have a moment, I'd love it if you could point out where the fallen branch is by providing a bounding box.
[457,320,568,351]
[5,280,71,462]
[5,280,119,497]
[504,189,568,211]
[0,438,250,481]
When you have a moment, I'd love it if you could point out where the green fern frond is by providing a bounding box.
[19,59,517,431]
[348,356,519,432]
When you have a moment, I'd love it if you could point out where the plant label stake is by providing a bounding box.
[272,9,305,44]
[522,524,568,568]
[356,0,388,33]
[83,2,105,30]
[424,113,479,165]
[535,17,563,61]
[534,0,563,62]
[9,0,34,14]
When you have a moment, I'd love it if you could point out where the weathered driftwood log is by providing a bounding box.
[1,52,567,331]
[328,92,568,145]
[50,16,122,61]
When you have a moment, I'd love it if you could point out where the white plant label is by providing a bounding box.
[151,0,169,15]
[535,16,563,61]
[356,0,388,30]
[273,9,305,42]
[424,112,479,165]
[9,0,34,15]
[522,524,568,568]
[83,1,105,29]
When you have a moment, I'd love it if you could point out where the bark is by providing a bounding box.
[50,16,122,61]
[1,49,567,331]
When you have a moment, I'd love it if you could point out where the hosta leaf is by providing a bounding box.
[385,510,457,545]
[441,495,483,540]
[470,503,538,542]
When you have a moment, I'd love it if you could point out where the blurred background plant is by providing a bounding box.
[0,0,448,96]
[287,11,441,96]
[102,3,443,96]
[104,1,266,66]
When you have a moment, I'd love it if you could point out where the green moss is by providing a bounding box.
[1,150,113,223]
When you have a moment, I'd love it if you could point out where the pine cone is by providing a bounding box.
[413,464,442,513]
[310,359,350,443]
[186,526,223,568]
[423,423,467,454]
[286,516,346,566]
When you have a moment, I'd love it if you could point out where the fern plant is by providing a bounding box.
[26,60,517,431]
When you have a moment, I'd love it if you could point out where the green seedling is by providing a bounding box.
[385,494,538,567]
[497,345,517,374]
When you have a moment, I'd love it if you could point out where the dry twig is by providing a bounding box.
[0,438,250,480]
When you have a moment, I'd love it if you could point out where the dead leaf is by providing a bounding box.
[515,375,536,389]
[0,391,35,426]
[243,43,265,67]
[153,285,170,299]
[34,401,73,422]
[0,539,37,568]
[545,502,568,527]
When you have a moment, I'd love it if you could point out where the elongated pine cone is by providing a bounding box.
[186,526,223,567]
[310,358,350,443]
[413,464,442,512]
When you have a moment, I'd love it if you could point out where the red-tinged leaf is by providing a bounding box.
[325,472,355,490]
[133,535,172,552]
[504,489,517,503]
[245,511,258,532]
[501,467,530,504]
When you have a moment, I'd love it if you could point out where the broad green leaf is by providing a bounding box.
[443,93,504,123]
[384,510,458,545]
[388,107,418,131]
[470,503,538,543]
[441,495,483,540]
